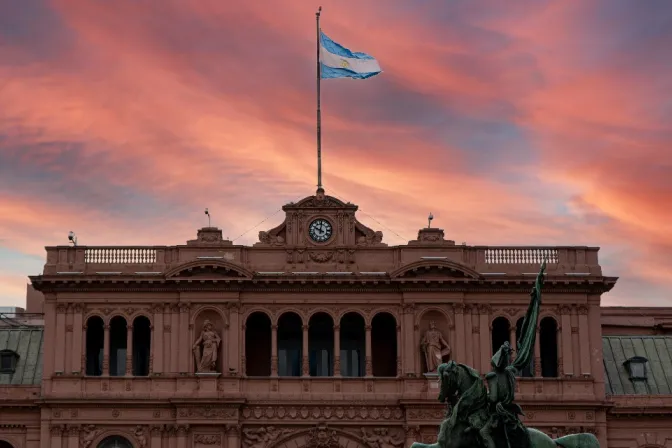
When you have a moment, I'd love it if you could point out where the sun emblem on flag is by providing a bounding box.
[340,59,349,68]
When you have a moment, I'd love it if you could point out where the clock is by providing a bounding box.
[308,219,333,242]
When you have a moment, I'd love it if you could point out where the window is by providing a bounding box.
[624,356,648,381]
[0,349,19,373]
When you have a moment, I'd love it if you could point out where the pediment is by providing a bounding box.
[165,260,253,280]
[283,190,357,211]
[390,259,480,279]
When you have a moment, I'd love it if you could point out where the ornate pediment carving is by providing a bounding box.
[391,260,480,279]
[255,220,287,247]
[187,227,232,246]
[165,260,253,280]
[355,221,386,247]
[408,227,455,246]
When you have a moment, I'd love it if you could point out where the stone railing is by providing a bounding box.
[41,244,601,276]
[483,247,559,264]
[84,247,157,264]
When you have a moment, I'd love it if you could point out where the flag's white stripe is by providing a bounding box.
[320,45,381,74]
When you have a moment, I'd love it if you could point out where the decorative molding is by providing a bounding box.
[193,435,221,445]
[241,405,404,421]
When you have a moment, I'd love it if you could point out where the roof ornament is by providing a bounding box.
[205,208,211,227]
[428,212,434,229]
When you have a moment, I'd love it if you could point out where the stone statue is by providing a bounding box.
[192,319,221,373]
[361,428,404,448]
[242,426,291,448]
[421,321,451,372]
[410,261,601,448]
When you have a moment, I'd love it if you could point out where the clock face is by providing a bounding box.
[308,219,333,242]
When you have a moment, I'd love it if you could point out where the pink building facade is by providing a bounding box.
[1,189,671,448]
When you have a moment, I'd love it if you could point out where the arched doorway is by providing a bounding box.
[97,436,133,448]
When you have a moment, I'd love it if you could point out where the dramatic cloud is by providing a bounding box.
[0,0,670,307]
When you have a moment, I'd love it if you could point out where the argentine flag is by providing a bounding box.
[319,31,382,80]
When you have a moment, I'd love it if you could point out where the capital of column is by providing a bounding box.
[365,324,372,331]
[302,324,309,331]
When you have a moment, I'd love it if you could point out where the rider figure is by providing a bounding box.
[480,341,526,448]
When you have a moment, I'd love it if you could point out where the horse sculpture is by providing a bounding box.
[410,261,600,448]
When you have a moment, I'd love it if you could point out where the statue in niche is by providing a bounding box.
[192,319,221,373]
[410,261,601,448]
[421,320,451,373]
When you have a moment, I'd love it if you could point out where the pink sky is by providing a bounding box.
[0,0,671,307]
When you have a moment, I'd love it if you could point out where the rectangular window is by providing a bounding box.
[0,354,13,372]
[278,348,301,376]
[340,349,361,377]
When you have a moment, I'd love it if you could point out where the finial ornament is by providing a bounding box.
[428,212,434,228]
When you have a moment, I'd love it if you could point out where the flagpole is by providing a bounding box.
[316,6,323,190]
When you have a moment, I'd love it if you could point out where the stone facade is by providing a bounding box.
[0,189,671,448]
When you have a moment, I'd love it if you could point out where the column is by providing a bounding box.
[150,426,162,448]
[589,300,606,397]
[67,425,79,448]
[571,307,581,373]
[71,305,83,374]
[126,323,133,375]
[163,304,172,373]
[396,324,402,377]
[42,298,57,383]
[534,325,541,377]
[64,306,73,374]
[365,324,372,377]
[241,323,246,376]
[103,323,110,375]
[176,425,188,448]
[153,304,164,374]
[49,425,63,448]
[402,304,415,376]
[463,306,473,367]
[170,305,179,373]
[226,425,240,448]
[55,304,67,374]
[178,303,190,373]
[578,305,592,376]
[479,305,491,375]
[333,325,341,377]
[508,326,516,363]
[453,305,466,363]
[271,324,278,376]
[302,324,309,376]
[228,303,240,372]
[560,306,574,376]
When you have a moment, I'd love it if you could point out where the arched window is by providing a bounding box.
[109,316,128,376]
[132,316,151,376]
[277,312,303,377]
[85,316,104,376]
[97,436,133,448]
[539,317,558,377]
[491,317,510,355]
[372,313,397,377]
[308,313,334,377]
[245,312,271,376]
[340,312,365,377]
[0,440,15,448]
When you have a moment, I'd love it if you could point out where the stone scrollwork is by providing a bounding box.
[194,435,222,445]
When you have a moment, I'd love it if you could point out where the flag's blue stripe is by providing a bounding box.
[320,31,375,60]
[320,63,380,80]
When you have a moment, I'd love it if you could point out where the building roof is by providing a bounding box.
[603,335,672,395]
[0,326,43,385]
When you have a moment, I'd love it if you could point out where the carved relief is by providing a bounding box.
[178,406,237,419]
[80,425,99,448]
[134,426,147,448]
[258,231,285,246]
[193,319,222,373]
[240,405,404,421]
[194,435,222,445]
[306,425,339,448]
[360,427,405,448]
[308,251,334,263]
[242,426,293,448]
